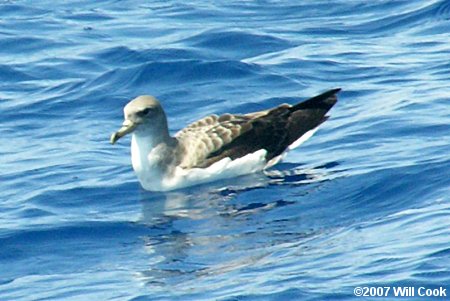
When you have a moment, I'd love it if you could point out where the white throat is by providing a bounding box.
[130,133,163,185]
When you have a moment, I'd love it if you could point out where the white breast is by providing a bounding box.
[136,147,268,192]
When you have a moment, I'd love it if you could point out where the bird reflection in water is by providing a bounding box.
[133,161,341,287]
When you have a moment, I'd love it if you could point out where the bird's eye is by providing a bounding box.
[139,108,152,116]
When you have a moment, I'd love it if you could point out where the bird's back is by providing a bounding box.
[175,88,340,169]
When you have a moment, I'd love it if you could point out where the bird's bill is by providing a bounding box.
[110,120,137,144]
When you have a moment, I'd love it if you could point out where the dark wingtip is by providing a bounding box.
[293,88,341,111]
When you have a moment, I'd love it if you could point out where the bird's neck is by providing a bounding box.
[130,130,176,178]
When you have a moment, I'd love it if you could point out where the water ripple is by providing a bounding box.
[1,0,449,300]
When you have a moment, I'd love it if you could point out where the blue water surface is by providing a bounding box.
[1,1,450,300]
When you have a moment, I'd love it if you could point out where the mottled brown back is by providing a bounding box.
[175,88,340,168]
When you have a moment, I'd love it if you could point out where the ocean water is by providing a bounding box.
[1,0,449,300]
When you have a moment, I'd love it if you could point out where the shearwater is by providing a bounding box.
[110,89,340,191]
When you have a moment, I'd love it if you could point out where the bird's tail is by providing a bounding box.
[292,88,341,111]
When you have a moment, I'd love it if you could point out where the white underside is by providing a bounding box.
[138,149,268,191]
[131,127,320,192]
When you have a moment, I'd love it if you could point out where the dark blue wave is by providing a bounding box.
[182,30,293,59]
[0,65,36,82]
[1,0,449,300]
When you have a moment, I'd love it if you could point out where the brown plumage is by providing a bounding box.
[175,88,340,168]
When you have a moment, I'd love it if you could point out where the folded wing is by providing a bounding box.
[175,88,340,168]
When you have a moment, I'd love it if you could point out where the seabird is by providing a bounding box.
[110,88,340,191]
